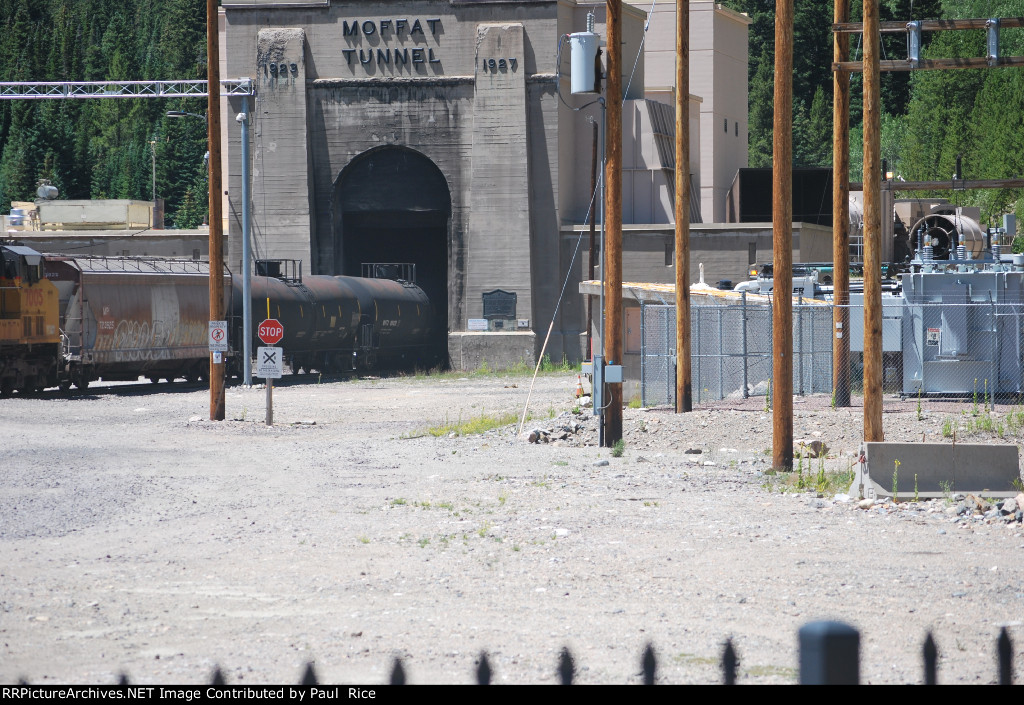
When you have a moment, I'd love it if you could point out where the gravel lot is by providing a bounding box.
[1,372,1022,685]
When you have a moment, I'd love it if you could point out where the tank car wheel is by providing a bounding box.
[58,379,72,393]
[188,363,206,384]
[0,381,12,398]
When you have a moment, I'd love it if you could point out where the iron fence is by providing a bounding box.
[17,622,1015,685]
[641,299,1024,408]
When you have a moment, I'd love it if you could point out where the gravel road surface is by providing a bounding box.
[1,372,1022,685]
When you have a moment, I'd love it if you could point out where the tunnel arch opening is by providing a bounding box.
[332,146,451,367]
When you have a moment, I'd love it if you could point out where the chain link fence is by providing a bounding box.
[640,298,1024,408]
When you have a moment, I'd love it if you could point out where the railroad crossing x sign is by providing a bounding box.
[256,346,283,379]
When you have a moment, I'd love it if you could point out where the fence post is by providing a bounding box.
[798,296,805,395]
[390,658,406,685]
[998,627,1013,685]
[810,304,815,393]
[718,306,725,400]
[923,632,937,685]
[990,295,998,411]
[477,651,492,685]
[799,621,859,684]
[640,302,647,407]
[768,300,773,390]
[742,291,749,398]
[666,306,673,406]
[723,639,737,685]
[695,305,701,404]
[559,647,575,685]
[642,643,657,685]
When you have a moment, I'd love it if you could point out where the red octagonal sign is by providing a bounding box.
[258,318,284,345]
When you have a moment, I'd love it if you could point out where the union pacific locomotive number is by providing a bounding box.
[24,289,44,308]
[481,57,518,72]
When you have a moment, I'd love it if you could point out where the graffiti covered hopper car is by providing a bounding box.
[45,256,229,389]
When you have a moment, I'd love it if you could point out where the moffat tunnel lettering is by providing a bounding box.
[342,19,441,37]
[342,18,443,70]
[343,48,440,66]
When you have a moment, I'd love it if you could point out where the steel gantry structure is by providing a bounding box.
[0,79,253,100]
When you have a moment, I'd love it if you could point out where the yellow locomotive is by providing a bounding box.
[0,245,60,396]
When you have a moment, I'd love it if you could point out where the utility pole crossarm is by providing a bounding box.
[850,177,1024,191]
[0,79,254,100]
[836,56,1024,72]
[833,17,1024,33]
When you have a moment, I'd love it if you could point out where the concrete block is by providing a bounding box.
[851,442,1022,499]
[248,28,313,268]
[448,331,536,372]
[465,23,532,322]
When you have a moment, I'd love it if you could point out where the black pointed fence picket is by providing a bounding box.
[24,621,1019,686]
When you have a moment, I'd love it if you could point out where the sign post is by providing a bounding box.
[257,319,284,425]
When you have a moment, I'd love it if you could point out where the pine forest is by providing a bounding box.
[1,0,1022,233]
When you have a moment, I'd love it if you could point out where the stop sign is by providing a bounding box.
[258,318,284,345]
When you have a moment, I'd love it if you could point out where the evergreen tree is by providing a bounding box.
[746,48,774,167]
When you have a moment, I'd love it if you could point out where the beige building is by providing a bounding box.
[221,0,752,369]
[629,0,751,223]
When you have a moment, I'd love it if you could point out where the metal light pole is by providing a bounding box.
[237,98,253,386]
[168,100,228,410]
[149,139,156,202]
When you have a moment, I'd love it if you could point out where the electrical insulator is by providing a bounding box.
[907,21,921,68]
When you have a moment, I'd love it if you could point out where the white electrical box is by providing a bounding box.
[569,31,599,95]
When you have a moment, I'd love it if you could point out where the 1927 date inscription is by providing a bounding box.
[481,57,518,72]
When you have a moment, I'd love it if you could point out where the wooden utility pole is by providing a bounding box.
[862,0,883,442]
[603,0,623,446]
[207,0,225,421]
[772,0,794,471]
[832,0,851,408]
[675,0,692,413]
